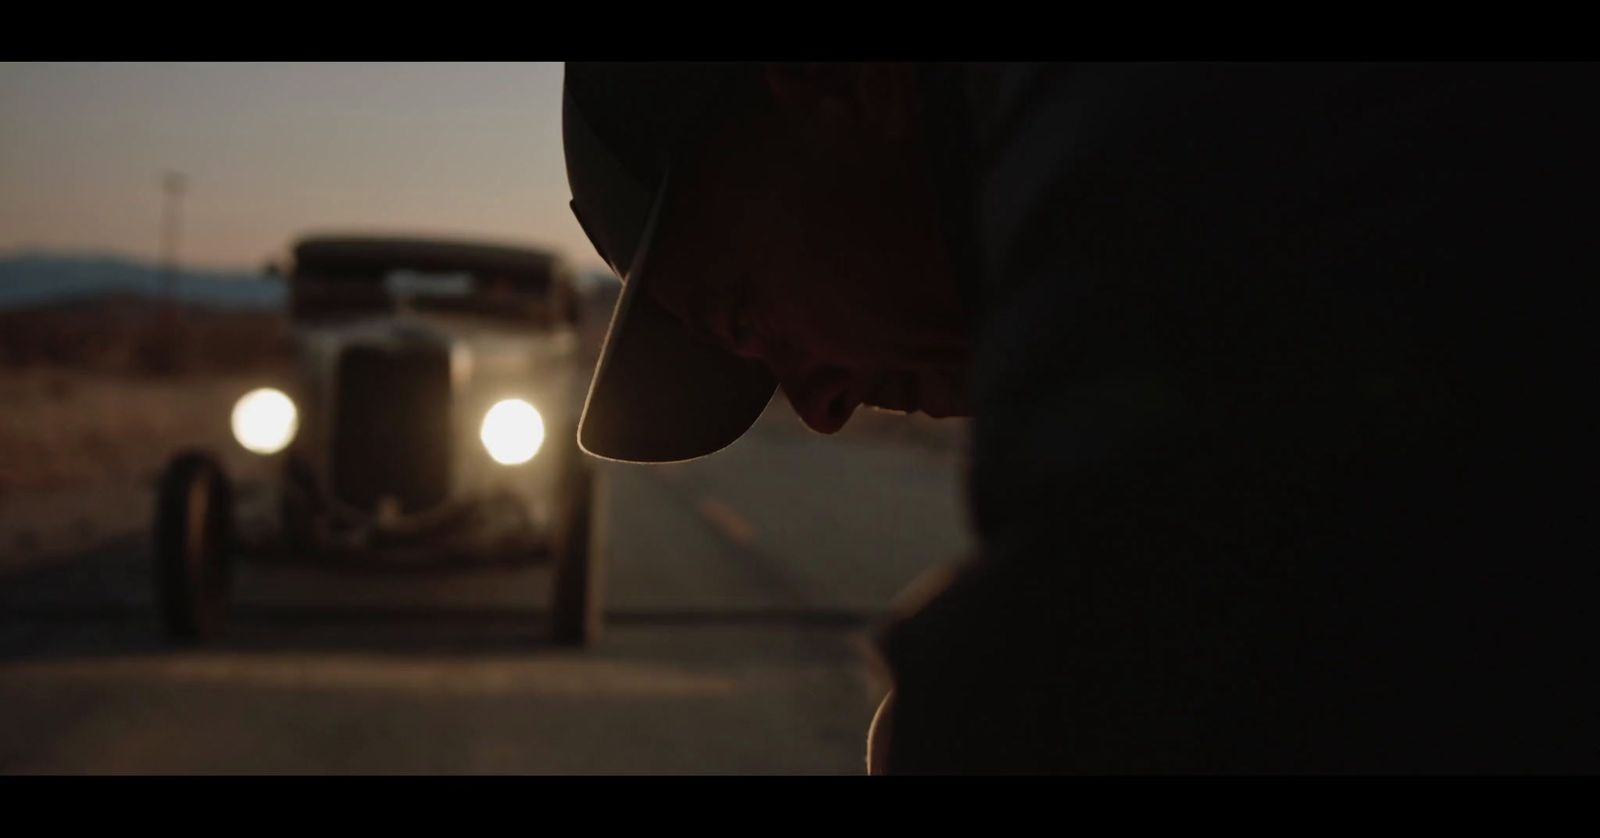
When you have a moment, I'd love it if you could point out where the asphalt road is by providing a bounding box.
[0,411,972,774]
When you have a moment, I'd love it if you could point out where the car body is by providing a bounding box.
[274,235,588,558]
[154,234,605,645]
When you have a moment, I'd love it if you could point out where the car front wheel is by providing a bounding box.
[153,451,234,643]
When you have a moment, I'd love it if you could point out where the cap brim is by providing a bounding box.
[577,179,777,464]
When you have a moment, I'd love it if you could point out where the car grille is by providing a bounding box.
[332,344,452,514]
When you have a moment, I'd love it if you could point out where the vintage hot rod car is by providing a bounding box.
[153,234,604,646]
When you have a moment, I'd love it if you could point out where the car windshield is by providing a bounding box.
[289,246,565,325]
[384,270,475,299]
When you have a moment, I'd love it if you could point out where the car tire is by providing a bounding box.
[549,446,604,647]
[154,450,234,643]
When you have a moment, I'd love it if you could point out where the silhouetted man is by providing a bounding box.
[562,63,1600,773]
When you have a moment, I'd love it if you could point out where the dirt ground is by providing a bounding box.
[0,367,279,575]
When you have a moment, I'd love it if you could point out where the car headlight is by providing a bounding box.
[231,387,298,455]
[480,399,544,465]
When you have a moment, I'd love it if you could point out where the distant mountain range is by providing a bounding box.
[0,252,620,311]
[0,252,283,310]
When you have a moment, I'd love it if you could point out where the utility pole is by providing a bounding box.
[156,170,187,371]
[160,170,186,307]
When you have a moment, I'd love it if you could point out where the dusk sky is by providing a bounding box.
[0,62,607,273]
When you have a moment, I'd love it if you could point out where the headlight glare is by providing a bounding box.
[231,387,298,455]
[481,399,544,465]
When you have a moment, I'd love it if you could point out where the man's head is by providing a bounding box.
[564,63,971,462]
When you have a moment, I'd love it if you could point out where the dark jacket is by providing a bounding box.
[882,63,1600,773]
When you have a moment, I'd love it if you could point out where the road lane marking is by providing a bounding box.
[696,497,757,547]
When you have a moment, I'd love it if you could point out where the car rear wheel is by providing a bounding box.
[549,446,604,647]
[154,451,234,643]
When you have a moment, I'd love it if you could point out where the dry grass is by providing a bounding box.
[0,298,292,569]
[0,368,276,496]
[0,294,291,375]
[0,298,293,495]
[0,366,278,573]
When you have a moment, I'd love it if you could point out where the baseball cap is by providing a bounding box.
[563,62,778,463]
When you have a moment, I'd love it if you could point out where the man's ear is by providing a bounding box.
[762,63,919,144]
